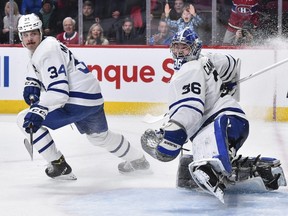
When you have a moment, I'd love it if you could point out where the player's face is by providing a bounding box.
[21,30,41,52]
[171,42,191,57]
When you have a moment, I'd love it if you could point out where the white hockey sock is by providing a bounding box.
[87,130,143,162]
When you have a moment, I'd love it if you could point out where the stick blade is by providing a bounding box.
[24,138,33,161]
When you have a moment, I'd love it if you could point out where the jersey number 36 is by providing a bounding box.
[182,82,201,95]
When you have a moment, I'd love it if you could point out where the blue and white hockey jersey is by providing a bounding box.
[169,55,246,139]
[25,37,103,111]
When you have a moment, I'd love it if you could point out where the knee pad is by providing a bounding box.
[191,115,231,175]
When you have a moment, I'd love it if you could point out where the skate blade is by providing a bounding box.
[119,168,153,176]
[192,170,225,203]
[51,172,77,181]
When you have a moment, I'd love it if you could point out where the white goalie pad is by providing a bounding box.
[189,158,228,176]
[191,119,232,175]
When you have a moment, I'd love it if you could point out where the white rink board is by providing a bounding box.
[0,46,288,108]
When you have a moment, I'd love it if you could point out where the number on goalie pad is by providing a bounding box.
[192,115,232,175]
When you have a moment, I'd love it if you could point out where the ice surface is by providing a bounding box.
[0,114,288,216]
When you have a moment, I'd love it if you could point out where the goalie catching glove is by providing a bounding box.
[141,120,188,162]
[23,103,48,133]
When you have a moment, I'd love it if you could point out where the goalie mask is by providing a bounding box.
[18,13,43,41]
[170,28,202,70]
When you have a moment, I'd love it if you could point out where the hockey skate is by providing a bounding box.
[45,155,77,180]
[191,164,226,203]
[118,156,151,174]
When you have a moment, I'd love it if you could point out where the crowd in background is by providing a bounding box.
[0,0,287,46]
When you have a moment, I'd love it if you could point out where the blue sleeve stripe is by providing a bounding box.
[170,104,203,119]
[169,97,204,110]
[48,80,68,89]
[69,91,103,100]
[48,88,69,96]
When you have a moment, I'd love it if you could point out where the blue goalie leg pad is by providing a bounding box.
[213,115,232,174]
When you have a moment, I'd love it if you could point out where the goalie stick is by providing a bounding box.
[142,57,288,123]
[236,57,288,84]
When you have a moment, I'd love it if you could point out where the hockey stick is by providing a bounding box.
[236,57,288,84]
[23,122,34,161]
[23,96,35,161]
[142,57,288,123]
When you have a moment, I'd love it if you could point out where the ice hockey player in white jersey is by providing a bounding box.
[141,27,286,203]
[16,13,150,180]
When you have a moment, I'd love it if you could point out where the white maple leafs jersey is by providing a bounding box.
[168,55,246,139]
[203,52,240,84]
[203,52,241,100]
[26,37,103,111]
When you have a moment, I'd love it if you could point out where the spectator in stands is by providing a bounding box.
[75,0,98,43]
[54,0,79,34]
[222,0,260,45]
[21,0,42,15]
[168,0,185,21]
[102,14,122,44]
[93,0,125,20]
[1,1,22,44]
[164,2,203,33]
[85,23,109,45]
[93,0,125,43]
[150,0,165,20]
[37,0,58,37]
[125,0,146,36]
[150,0,166,35]
[116,17,142,44]
[149,19,174,45]
[233,29,254,46]
[56,17,79,45]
